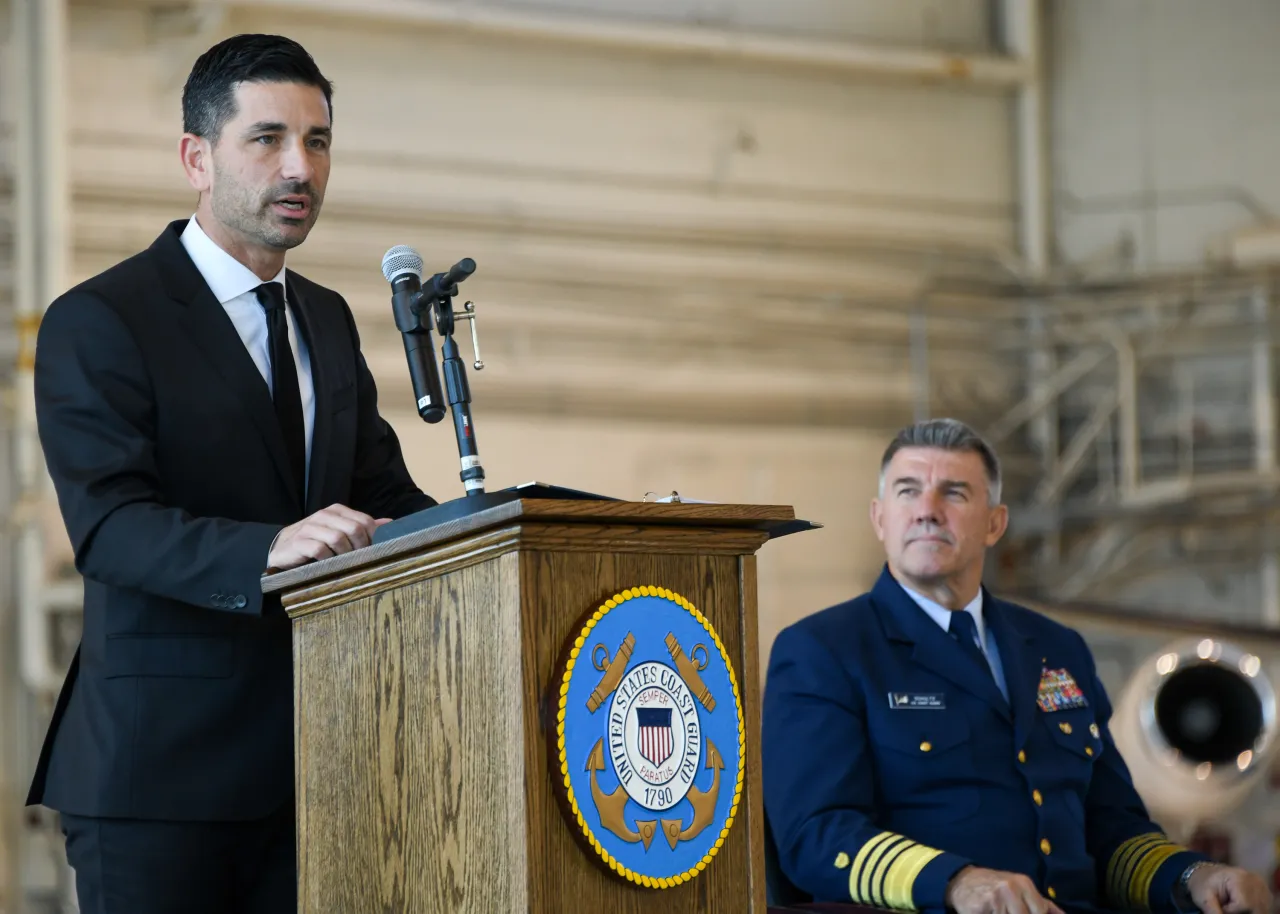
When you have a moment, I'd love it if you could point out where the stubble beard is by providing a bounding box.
[209,165,321,251]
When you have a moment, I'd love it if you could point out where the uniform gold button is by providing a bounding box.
[1018,750,1027,763]
[1048,887,1057,899]
[835,852,850,869]
[1059,722,1072,734]
[1032,789,1043,806]
[1085,746,1094,756]
[920,741,932,752]
[1041,838,1052,855]
[1089,723,1100,737]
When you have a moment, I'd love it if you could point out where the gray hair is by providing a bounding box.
[878,418,1003,506]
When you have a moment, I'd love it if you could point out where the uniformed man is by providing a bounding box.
[762,418,1271,914]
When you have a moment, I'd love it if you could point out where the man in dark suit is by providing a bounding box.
[27,33,436,913]
[762,419,1270,914]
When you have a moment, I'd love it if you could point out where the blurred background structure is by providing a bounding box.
[4,0,1280,909]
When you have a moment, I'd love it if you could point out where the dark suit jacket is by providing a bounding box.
[762,567,1204,914]
[27,219,435,821]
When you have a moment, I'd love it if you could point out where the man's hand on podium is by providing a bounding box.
[945,866,1065,914]
[267,504,391,571]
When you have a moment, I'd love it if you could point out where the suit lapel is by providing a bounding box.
[153,220,303,513]
[871,568,1011,721]
[287,273,333,516]
[985,597,1041,749]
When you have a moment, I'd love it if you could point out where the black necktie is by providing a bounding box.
[255,282,306,507]
[948,611,992,680]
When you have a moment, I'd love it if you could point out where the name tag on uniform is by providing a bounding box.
[888,692,946,710]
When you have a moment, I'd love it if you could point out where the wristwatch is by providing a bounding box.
[1174,861,1215,911]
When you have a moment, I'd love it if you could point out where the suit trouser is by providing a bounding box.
[60,800,296,914]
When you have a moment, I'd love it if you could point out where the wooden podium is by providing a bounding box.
[262,497,809,914]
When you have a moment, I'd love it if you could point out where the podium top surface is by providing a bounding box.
[261,497,801,594]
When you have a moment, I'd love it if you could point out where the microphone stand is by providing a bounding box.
[372,251,624,545]
[416,258,487,497]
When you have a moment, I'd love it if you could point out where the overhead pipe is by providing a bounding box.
[13,0,72,696]
[245,0,1031,87]
[1001,0,1050,274]
[997,0,1056,565]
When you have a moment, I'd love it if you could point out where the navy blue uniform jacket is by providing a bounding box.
[27,220,434,822]
[762,567,1205,913]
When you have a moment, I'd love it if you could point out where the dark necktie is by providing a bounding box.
[255,282,306,507]
[948,610,992,680]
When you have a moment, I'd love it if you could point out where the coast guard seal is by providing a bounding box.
[552,586,745,889]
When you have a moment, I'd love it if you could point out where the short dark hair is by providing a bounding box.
[182,34,333,143]
[879,418,1002,505]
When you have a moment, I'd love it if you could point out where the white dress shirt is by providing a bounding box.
[180,215,315,491]
[901,583,1010,702]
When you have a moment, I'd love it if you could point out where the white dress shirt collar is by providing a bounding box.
[181,215,286,303]
[900,582,987,645]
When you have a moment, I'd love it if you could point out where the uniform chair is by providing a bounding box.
[765,811,812,906]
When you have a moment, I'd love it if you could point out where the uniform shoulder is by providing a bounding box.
[773,593,877,654]
[993,595,1088,647]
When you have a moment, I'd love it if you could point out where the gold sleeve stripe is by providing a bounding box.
[1107,832,1164,899]
[1110,834,1166,903]
[866,836,911,906]
[850,832,897,903]
[882,844,944,909]
[1130,844,1184,908]
[1106,832,1188,910]
[874,839,915,906]
[846,830,943,910]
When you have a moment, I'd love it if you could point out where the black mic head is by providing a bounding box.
[381,245,424,285]
[442,257,476,287]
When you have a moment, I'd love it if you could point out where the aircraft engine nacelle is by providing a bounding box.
[1110,637,1277,841]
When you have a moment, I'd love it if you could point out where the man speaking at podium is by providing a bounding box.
[763,419,1269,914]
[27,34,433,913]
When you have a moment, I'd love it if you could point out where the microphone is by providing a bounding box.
[381,245,446,424]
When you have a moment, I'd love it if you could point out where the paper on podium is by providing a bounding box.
[645,491,720,505]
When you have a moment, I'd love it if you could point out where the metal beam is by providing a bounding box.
[910,296,931,422]
[1253,284,1276,475]
[227,0,1033,88]
[1117,338,1140,497]
[1034,387,1119,504]
[986,346,1112,442]
[1051,524,1153,601]
[1262,553,1280,628]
